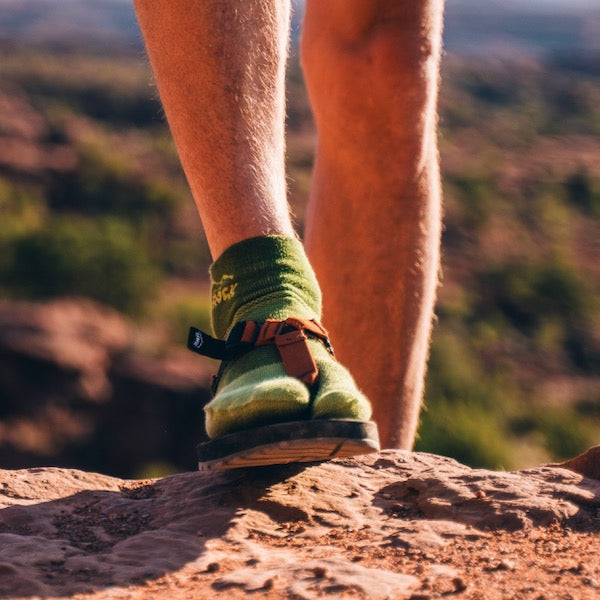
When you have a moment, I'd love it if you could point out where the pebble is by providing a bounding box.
[205,562,220,573]
[498,559,516,571]
[486,559,516,571]
[313,566,327,579]
[452,576,468,592]
[262,578,274,590]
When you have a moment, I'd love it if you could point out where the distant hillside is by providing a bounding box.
[0,0,141,52]
[446,0,600,57]
[1,0,599,57]
[0,42,598,473]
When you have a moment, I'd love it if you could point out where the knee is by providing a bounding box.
[301,1,444,84]
[301,1,444,170]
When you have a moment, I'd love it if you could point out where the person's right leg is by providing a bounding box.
[133,0,295,258]
[134,0,377,467]
[302,1,445,449]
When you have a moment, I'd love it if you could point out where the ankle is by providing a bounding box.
[210,235,322,338]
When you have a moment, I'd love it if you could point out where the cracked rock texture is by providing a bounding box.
[0,448,599,599]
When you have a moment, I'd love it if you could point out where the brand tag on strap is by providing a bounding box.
[187,327,230,360]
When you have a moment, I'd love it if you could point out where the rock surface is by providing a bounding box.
[0,448,599,599]
[0,299,211,476]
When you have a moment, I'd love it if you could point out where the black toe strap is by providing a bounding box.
[187,321,259,361]
[187,327,230,360]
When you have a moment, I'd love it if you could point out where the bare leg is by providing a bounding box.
[133,0,294,259]
[134,0,376,462]
[302,1,444,449]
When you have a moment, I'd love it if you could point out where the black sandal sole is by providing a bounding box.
[197,419,380,471]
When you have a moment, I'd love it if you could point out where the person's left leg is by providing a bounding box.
[302,0,444,450]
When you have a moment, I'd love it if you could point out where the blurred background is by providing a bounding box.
[0,0,598,477]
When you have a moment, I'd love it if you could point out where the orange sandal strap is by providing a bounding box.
[188,317,334,391]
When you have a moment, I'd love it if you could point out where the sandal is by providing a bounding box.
[188,318,380,470]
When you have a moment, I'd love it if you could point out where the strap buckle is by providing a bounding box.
[274,327,319,386]
[188,317,335,393]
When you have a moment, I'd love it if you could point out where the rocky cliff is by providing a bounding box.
[0,299,211,476]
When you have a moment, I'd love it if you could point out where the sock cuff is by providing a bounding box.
[210,235,322,338]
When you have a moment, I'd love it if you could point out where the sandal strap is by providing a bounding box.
[187,317,334,391]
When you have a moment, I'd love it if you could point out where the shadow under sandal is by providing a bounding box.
[188,317,380,470]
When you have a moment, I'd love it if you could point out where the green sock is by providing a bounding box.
[205,235,371,438]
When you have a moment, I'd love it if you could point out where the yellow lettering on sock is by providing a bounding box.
[211,274,234,286]
[212,276,238,307]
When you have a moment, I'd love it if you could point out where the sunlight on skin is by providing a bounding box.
[133,0,445,449]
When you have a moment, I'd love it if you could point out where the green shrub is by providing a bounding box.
[416,329,516,469]
[424,329,506,411]
[479,261,592,330]
[48,142,183,223]
[564,170,600,217]
[416,401,514,469]
[448,173,494,229]
[168,297,213,344]
[163,238,211,278]
[4,217,160,315]
[1,51,162,127]
[537,408,598,461]
[475,260,598,371]
[0,178,47,237]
